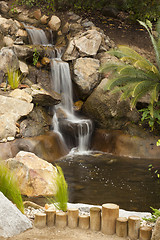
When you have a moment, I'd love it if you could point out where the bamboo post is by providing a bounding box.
[45,209,56,227]
[101,203,119,235]
[116,217,128,237]
[79,215,90,230]
[55,211,68,228]
[34,213,46,228]
[90,207,101,231]
[139,226,152,240]
[128,216,140,240]
[68,208,79,228]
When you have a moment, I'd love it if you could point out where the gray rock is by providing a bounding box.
[0,192,32,238]
[152,217,160,240]
[0,95,33,140]
[19,60,29,76]
[82,78,139,129]
[9,89,32,103]
[62,39,79,61]
[48,15,61,31]
[3,36,14,46]
[74,29,102,56]
[31,86,61,106]
[13,45,34,60]
[0,47,19,73]
[73,57,100,99]
[0,16,18,35]
[20,106,52,137]
[0,1,9,13]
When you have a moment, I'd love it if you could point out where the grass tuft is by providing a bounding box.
[0,163,24,213]
[48,165,68,212]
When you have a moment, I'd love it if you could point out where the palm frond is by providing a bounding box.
[132,81,154,97]
[151,83,160,103]
[138,20,160,69]
[99,63,121,73]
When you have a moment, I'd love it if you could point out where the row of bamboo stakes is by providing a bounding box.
[34,203,152,240]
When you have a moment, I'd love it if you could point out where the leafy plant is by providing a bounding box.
[100,19,160,120]
[7,68,21,89]
[48,165,68,212]
[0,163,24,213]
[148,164,160,179]
[139,102,160,131]
[143,207,160,222]
[157,139,160,146]
[33,48,40,66]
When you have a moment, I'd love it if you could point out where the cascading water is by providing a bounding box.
[50,55,93,153]
[24,24,49,45]
[25,26,93,153]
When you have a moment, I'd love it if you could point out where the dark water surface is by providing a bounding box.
[56,153,160,212]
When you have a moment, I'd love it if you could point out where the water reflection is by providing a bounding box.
[56,153,160,212]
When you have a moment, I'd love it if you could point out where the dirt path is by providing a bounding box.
[7,226,127,240]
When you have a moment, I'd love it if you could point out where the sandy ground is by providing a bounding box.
[5,226,127,240]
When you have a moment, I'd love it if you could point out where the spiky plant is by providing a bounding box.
[100,19,160,118]
[0,163,24,213]
[48,165,68,212]
[7,68,21,89]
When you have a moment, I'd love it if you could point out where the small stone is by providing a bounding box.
[3,36,14,46]
[7,136,15,142]
[41,57,50,65]
[48,15,61,31]
[0,138,7,143]
[33,9,41,20]
[40,15,49,24]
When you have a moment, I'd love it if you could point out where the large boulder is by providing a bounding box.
[74,29,102,56]
[0,16,18,35]
[0,132,69,162]
[152,217,160,240]
[19,106,52,137]
[73,57,100,99]
[0,47,19,73]
[0,192,32,238]
[0,95,33,140]
[6,151,57,197]
[92,129,160,159]
[82,78,139,129]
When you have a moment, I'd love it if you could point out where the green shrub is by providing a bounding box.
[48,165,68,212]
[143,207,160,222]
[139,102,160,131]
[124,0,160,21]
[0,163,24,213]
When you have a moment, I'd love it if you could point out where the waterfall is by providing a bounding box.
[26,26,93,154]
[23,24,49,45]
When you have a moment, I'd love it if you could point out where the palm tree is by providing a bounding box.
[100,19,160,118]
